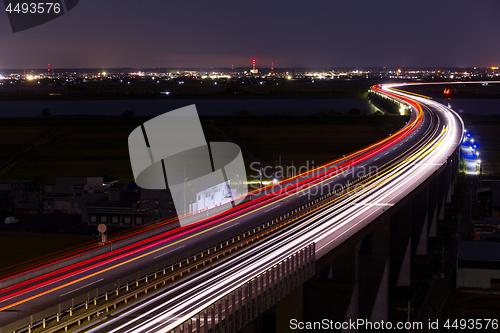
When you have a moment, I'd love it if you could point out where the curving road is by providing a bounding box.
[0,83,464,332]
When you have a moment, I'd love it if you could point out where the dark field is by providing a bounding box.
[0,116,145,184]
[0,79,374,101]
[210,115,409,176]
[0,114,409,184]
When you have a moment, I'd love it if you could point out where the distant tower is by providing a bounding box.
[271,61,274,73]
[47,63,50,75]
[251,59,258,74]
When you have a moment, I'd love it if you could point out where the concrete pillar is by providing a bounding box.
[231,292,236,333]
[446,173,454,203]
[390,205,412,287]
[211,304,215,332]
[271,267,275,305]
[277,262,283,301]
[276,284,303,333]
[253,278,258,317]
[259,274,264,313]
[203,309,208,333]
[265,270,270,309]
[243,284,248,325]
[358,218,390,322]
[437,168,446,221]
[445,158,453,203]
[285,259,290,295]
[248,280,253,321]
[428,176,438,237]
[237,287,243,329]
[412,187,429,255]
[439,196,446,220]
[299,249,304,284]
[218,299,222,331]
[224,296,229,332]
[311,243,316,276]
[303,245,358,329]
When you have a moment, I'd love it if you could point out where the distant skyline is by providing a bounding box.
[1,66,498,74]
[1,0,499,69]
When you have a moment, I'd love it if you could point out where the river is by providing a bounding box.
[0,98,382,117]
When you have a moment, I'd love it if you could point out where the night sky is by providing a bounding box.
[1,0,499,69]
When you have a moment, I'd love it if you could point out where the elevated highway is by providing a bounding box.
[0,83,464,333]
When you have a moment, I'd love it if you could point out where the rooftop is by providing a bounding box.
[458,241,500,261]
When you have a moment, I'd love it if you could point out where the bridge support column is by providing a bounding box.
[211,304,215,332]
[428,176,438,238]
[259,274,264,314]
[224,296,229,332]
[358,217,390,323]
[437,167,447,221]
[244,283,249,325]
[390,203,412,287]
[452,149,460,192]
[276,284,303,333]
[231,292,236,333]
[203,309,208,333]
[303,244,358,331]
[446,156,455,203]
[413,187,429,255]
[238,287,243,330]
[217,299,222,332]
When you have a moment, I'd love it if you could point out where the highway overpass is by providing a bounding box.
[0,83,464,333]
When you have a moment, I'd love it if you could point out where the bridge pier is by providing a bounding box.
[427,176,439,238]
[276,285,303,333]
[415,187,429,255]
[358,218,390,323]
[437,165,447,222]
[303,245,358,330]
[391,204,412,287]
[300,218,390,332]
